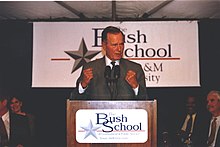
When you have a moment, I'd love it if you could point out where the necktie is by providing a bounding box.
[111,61,115,69]
[185,115,193,137]
[111,61,116,79]
[110,61,117,99]
[0,117,8,146]
[207,117,217,146]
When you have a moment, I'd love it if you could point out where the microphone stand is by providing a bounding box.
[111,78,118,100]
[104,65,120,100]
[110,65,120,100]
[104,66,114,99]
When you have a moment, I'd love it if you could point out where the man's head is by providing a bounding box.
[207,90,220,117]
[102,26,125,61]
[0,95,9,116]
[186,96,197,115]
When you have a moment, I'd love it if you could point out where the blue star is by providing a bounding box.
[81,120,101,139]
[65,38,101,73]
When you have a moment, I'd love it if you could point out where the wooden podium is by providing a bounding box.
[67,100,157,147]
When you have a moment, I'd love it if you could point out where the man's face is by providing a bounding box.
[103,32,124,61]
[207,93,220,114]
[186,96,196,114]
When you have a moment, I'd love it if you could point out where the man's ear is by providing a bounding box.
[102,42,106,55]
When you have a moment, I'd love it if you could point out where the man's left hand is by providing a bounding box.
[125,70,138,88]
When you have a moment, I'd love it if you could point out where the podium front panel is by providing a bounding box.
[67,100,157,147]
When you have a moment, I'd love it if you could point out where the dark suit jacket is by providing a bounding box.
[9,112,32,147]
[215,129,220,147]
[75,57,148,100]
[207,115,220,147]
[171,111,210,147]
[186,112,209,147]
[176,113,220,147]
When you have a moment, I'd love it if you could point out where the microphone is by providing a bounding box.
[104,66,111,80]
[104,65,120,100]
[104,66,113,99]
[113,65,120,80]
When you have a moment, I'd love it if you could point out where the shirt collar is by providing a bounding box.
[187,113,196,119]
[213,115,220,122]
[105,56,119,67]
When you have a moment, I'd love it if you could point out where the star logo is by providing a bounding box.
[65,38,101,73]
[81,120,101,139]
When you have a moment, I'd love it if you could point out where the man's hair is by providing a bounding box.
[208,90,220,100]
[101,26,125,42]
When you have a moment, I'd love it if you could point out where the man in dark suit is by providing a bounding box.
[206,90,220,147]
[171,95,209,147]
[0,95,31,147]
[75,26,148,100]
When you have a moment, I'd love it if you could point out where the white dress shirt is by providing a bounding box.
[1,111,10,139]
[181,113,197,133]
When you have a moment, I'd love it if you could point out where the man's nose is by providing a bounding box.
[116,44,122,51]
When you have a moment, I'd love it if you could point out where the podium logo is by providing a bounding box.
[80,120,101,139]
[76,109,148,143]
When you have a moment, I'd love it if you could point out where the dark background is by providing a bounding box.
[0,20,220,147]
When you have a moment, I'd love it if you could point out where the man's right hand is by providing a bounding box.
[81,68,93,88]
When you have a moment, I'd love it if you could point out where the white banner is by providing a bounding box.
[32,21,200,87]
[76,109,148,143]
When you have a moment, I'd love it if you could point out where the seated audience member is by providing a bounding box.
[9,96,36,140]
[172,95,209,147]
[0,94,31,147]
[206,90,220,147]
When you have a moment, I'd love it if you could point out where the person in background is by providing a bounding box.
[9,96,36,145]
[0,94,31,147]
[206,90,220,147]
[75,26,148,100]
[171,95,209,147]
